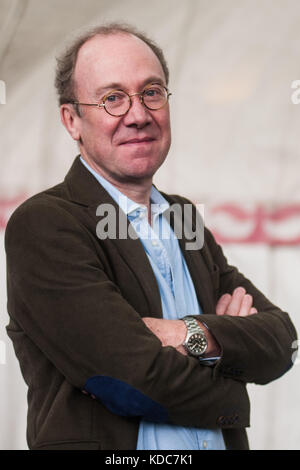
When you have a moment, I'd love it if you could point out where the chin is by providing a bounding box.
[125,168,156,182]
[125,157,164,180]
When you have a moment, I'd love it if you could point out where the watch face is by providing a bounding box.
[187,333,207,356]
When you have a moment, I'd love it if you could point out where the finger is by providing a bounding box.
[216,293,232,315]
[225,287,246,316]
[238,294,253,317]
[250,307,258,315]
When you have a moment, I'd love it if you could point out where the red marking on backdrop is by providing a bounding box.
[209,204,300,245]
[1,197,300,246]
[0,195,27,230]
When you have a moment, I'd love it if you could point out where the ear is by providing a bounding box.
[60,104,81,141]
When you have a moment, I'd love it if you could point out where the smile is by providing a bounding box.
[120,138,155,145]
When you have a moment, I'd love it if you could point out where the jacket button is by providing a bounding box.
[217,416,226,425]
[217,414,239,426]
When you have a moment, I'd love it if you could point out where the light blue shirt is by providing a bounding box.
[80,157,225,451]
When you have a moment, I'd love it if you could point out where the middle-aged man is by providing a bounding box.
[5,23,297,451]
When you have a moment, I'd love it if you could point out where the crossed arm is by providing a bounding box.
[5,201,297,429]
[143,286,258,357]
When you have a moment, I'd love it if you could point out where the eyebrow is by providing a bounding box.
[93,76,166,99]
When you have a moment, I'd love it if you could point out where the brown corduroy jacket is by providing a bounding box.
[5,156,297,450]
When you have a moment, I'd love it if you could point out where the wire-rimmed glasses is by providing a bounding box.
[71,82,171,117]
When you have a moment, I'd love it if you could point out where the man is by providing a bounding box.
[5,23,297,450]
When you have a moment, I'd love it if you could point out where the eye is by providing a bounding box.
[144,89,156,97]
[106,92,124,103]
[144,87,164,97]
[104,91,129,112]
[143,85,166,103]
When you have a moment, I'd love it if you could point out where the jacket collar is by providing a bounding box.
[64,155,114,207]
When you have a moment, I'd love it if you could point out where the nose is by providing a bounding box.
[122,93,152,129]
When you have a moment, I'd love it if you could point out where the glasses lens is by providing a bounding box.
[143,84,168,110]
[104,91,130,116]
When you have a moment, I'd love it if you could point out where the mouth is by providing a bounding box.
[120,137,155,145]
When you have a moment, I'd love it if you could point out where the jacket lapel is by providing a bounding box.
[64,156,163,317]
[162,193,216,315]
[179,241,216,314]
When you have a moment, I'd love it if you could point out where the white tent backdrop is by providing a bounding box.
[1,0,300,450]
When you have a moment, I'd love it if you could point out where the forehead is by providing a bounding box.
[74,33,165,96]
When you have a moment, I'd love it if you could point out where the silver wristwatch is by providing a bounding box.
[182,316,208,357]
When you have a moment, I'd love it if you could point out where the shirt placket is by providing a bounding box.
[151,211,175,297]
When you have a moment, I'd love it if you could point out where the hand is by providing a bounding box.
[142,286,258,358]
[216,286,258,317]
[142,317,188,355]
[142,317,220,358]
[196,287,258,358]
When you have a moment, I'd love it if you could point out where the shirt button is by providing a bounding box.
[152,240,158,246]
[203,440,208,449]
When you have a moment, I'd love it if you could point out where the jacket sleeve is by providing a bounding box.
[197,227,298,385]
[5,200,250,429]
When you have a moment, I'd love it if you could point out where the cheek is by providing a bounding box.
[159,111,171,140]
[82,115,117,146]
[159,122,171,153]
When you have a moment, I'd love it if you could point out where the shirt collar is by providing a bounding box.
[80,156,169,219]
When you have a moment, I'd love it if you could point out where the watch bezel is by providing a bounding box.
[185,332,208,357]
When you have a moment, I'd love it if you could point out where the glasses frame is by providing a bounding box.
[71,82,172,117]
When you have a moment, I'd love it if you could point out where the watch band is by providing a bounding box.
[182,315,203,335]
